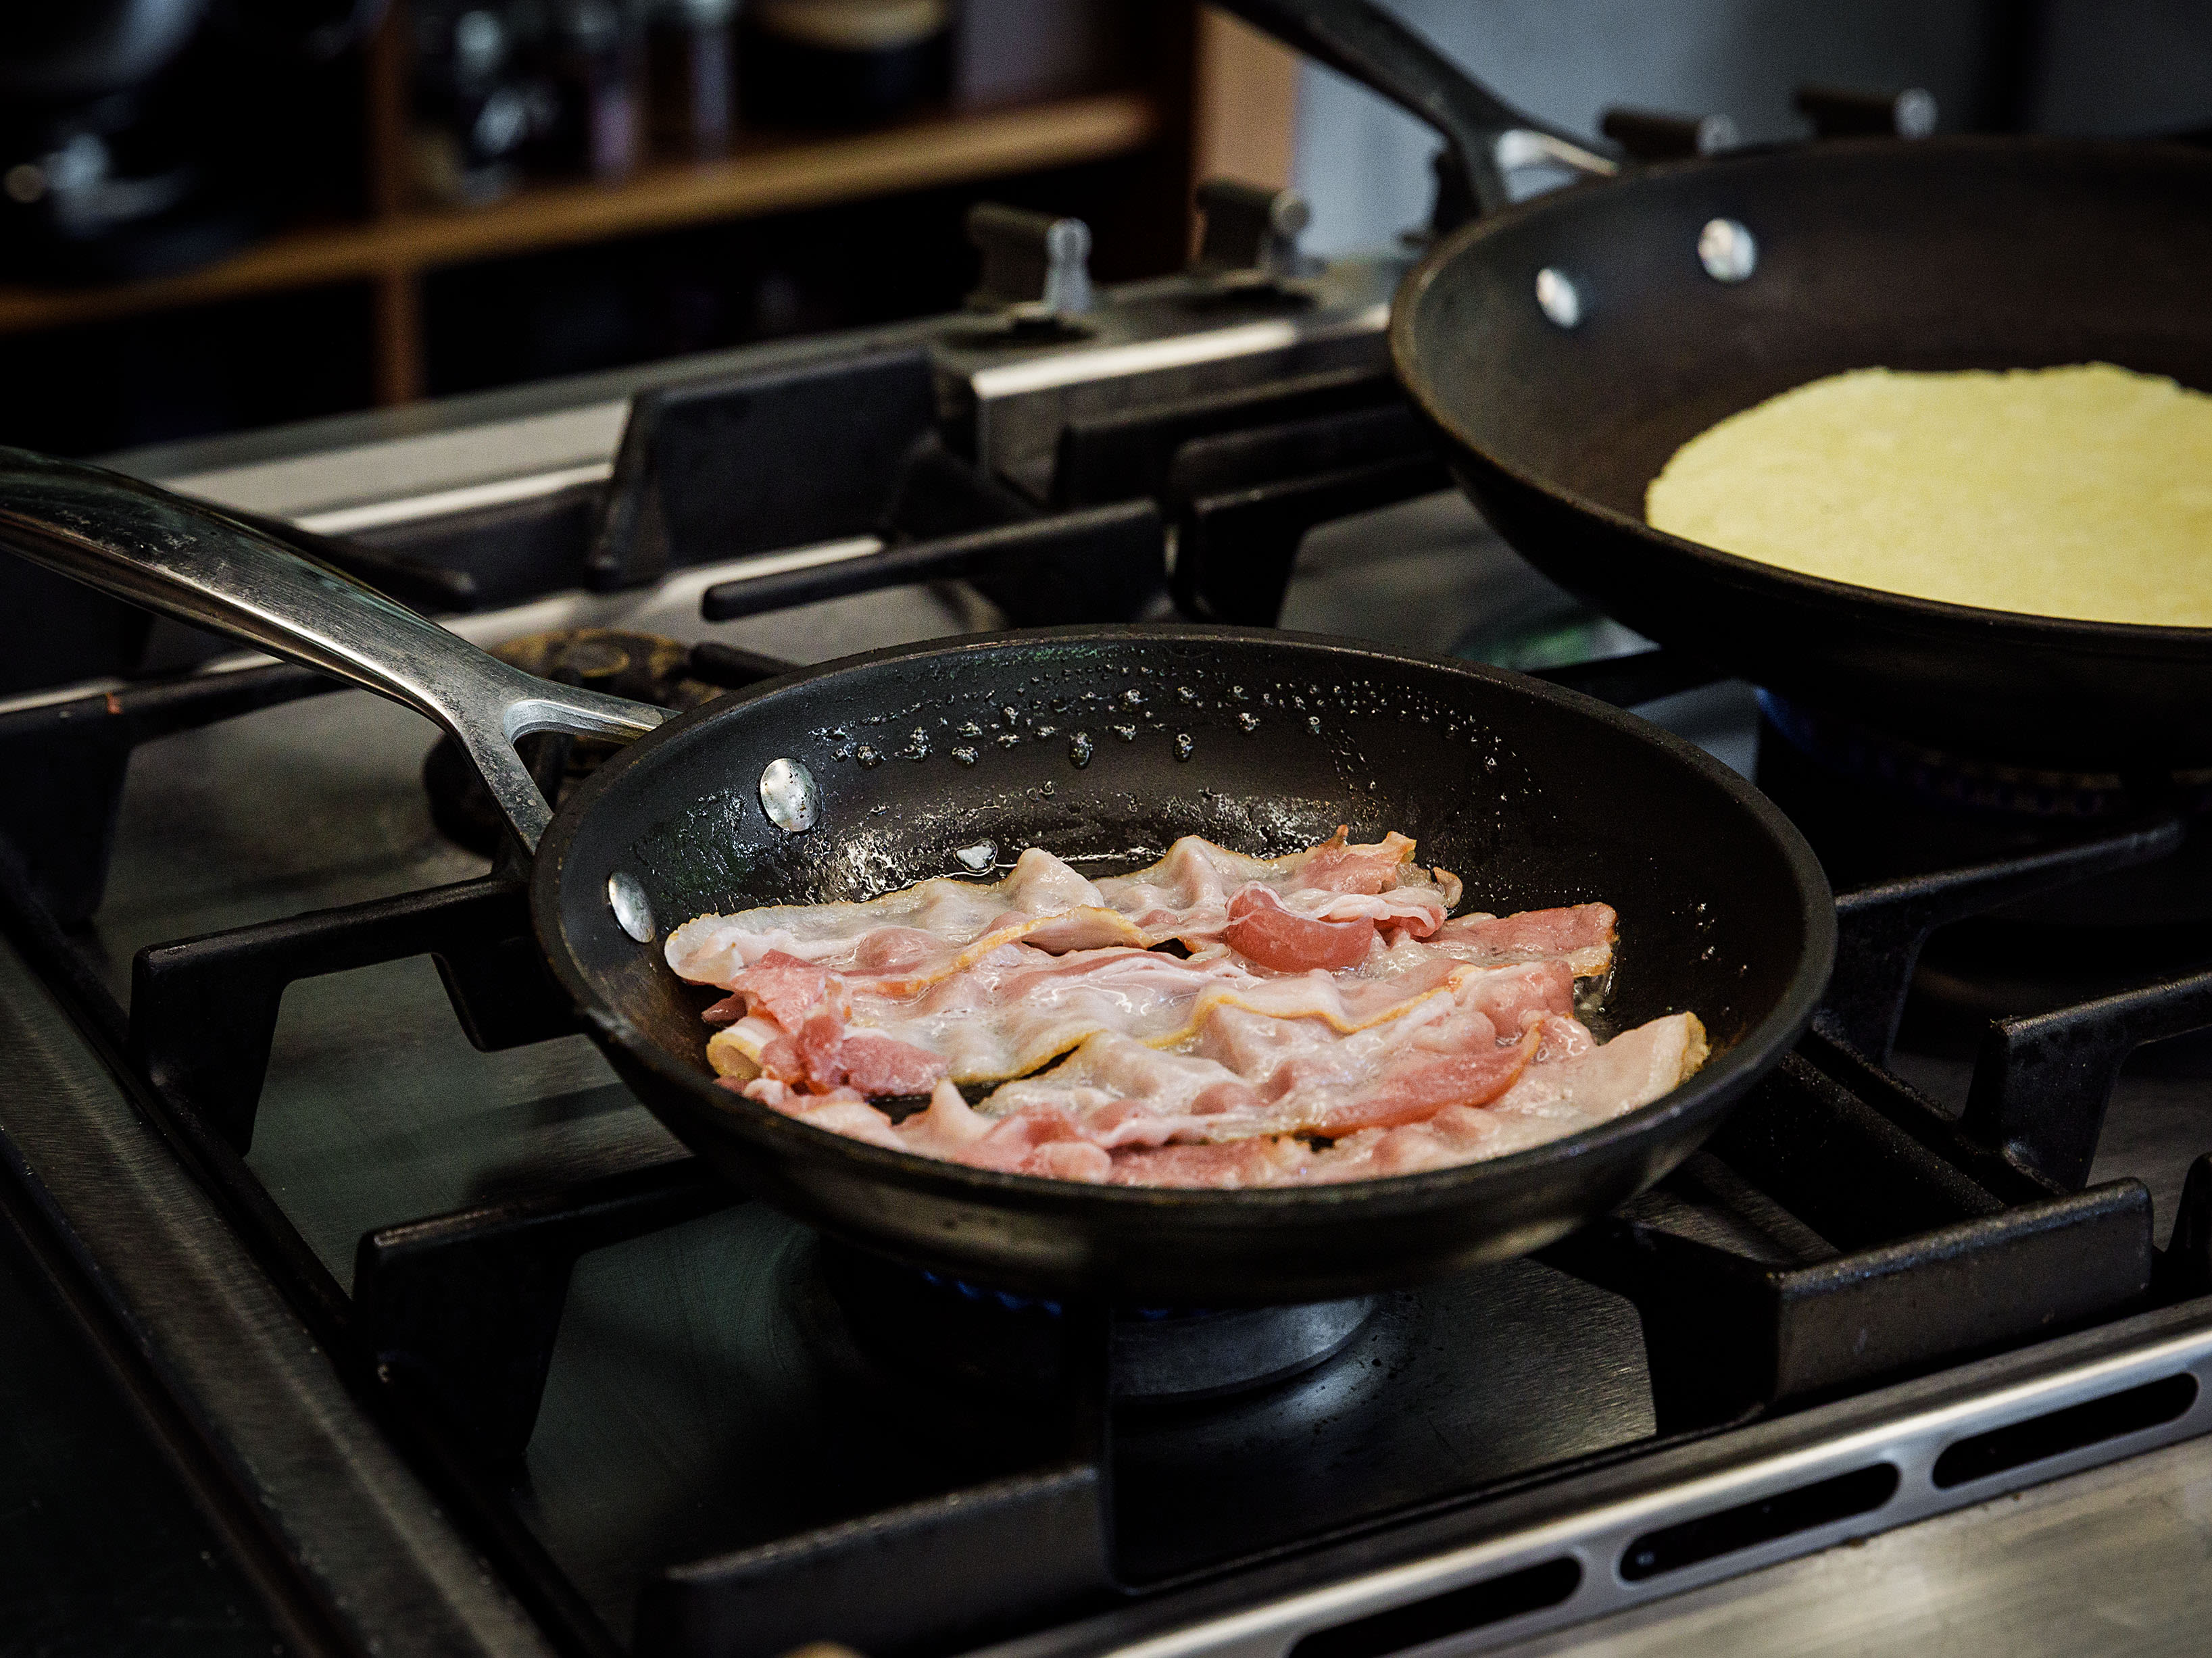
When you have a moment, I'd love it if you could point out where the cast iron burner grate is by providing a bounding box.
[1757,693,2212,1053]
[8,338,2212,1658]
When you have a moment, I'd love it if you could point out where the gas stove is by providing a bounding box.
[7,202,2212,1658]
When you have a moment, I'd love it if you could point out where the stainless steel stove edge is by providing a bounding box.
[966,1299,2212,1658]
[0,930,560,1658]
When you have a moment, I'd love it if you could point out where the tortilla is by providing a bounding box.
[1644,363,2212,626]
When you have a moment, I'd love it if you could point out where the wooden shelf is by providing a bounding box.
[0,91,1160,340]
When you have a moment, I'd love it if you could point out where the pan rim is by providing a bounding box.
[533,623,1834,1214]
[1388,133,2212,657]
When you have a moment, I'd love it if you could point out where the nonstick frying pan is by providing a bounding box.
[1221,0,2212,772]
[0,448,1832,1304]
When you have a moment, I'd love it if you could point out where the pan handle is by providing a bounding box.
[0,447,664,856]
[1211,0,1615,216]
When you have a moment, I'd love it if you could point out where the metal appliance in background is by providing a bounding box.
[3,159,2212,1658]
[0,0,387,280]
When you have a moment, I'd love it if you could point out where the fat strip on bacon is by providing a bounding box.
[664,829,1463,991]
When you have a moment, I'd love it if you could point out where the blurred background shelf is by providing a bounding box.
[0,1,1292,454]
[0,93,1158,337]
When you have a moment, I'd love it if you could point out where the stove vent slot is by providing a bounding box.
[1932,1372,2197,1489]
[1618,1463,1898,1582]
[1285,1557,1579,1658]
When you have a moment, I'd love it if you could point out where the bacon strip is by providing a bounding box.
[666,830,1462,992]
[1427,903,1617,980]
[705,933,1522,1088]
[972,963,1565,1139]
[742,1007,1706,1187]
[748,963,1559,1149]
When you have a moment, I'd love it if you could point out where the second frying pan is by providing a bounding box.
[1223,0,2212,772]
[0,448,1831,1305]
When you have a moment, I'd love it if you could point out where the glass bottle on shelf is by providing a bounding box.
[647,0,738,159]
[741,0,949,129]
[411,3,534,204]
[540,0,644,180]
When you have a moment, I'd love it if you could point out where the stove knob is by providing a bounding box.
[1192,177,1314,284]
[964,202,1094,329]
[1794,83,1938,140]
[1598,106,1739,161]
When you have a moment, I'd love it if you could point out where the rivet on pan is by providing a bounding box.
[759,757,818,833]
[1698,218,1757,282]
[1534,267,1581,328]
[606,872,656,943]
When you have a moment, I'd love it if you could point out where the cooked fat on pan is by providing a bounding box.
[1644,363,2212,628]
[666,830,1707,1188]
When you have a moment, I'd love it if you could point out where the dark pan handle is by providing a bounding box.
[0,447,664,855]
[1212,0,1615,215]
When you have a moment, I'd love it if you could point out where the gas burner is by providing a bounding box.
[422,628,727,855]
[1901,918,2212,1067]
[1755,695,2212,920]
[1759,693,2212,823]
[1756,695,2212,1057]
[809,1242,1375,1404]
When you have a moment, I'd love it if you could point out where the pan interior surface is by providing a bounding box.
[539,630,1829,1301]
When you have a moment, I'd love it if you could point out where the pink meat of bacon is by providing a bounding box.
[664,829,1462,991]
[1427,903,1617,980]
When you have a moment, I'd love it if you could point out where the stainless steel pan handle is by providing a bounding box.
[0,447,664,855]
[1212,0,1615,216]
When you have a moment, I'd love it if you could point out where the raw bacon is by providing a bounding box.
[706,938,1502,1087]
[739,1007,1704,1188]
[665,830,1461,991]
[1427,903,1617,980]
[678,827,1706,1187]
[750,1007,951,1097]
[973,963,1565,1142]
[668,847,1121,989]
[1223,886,1375,972]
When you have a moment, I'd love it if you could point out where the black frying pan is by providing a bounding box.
[0,449,1832,1304]
[1223,0,2212,772]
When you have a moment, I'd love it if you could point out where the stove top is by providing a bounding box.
[7,205,2212,1658]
